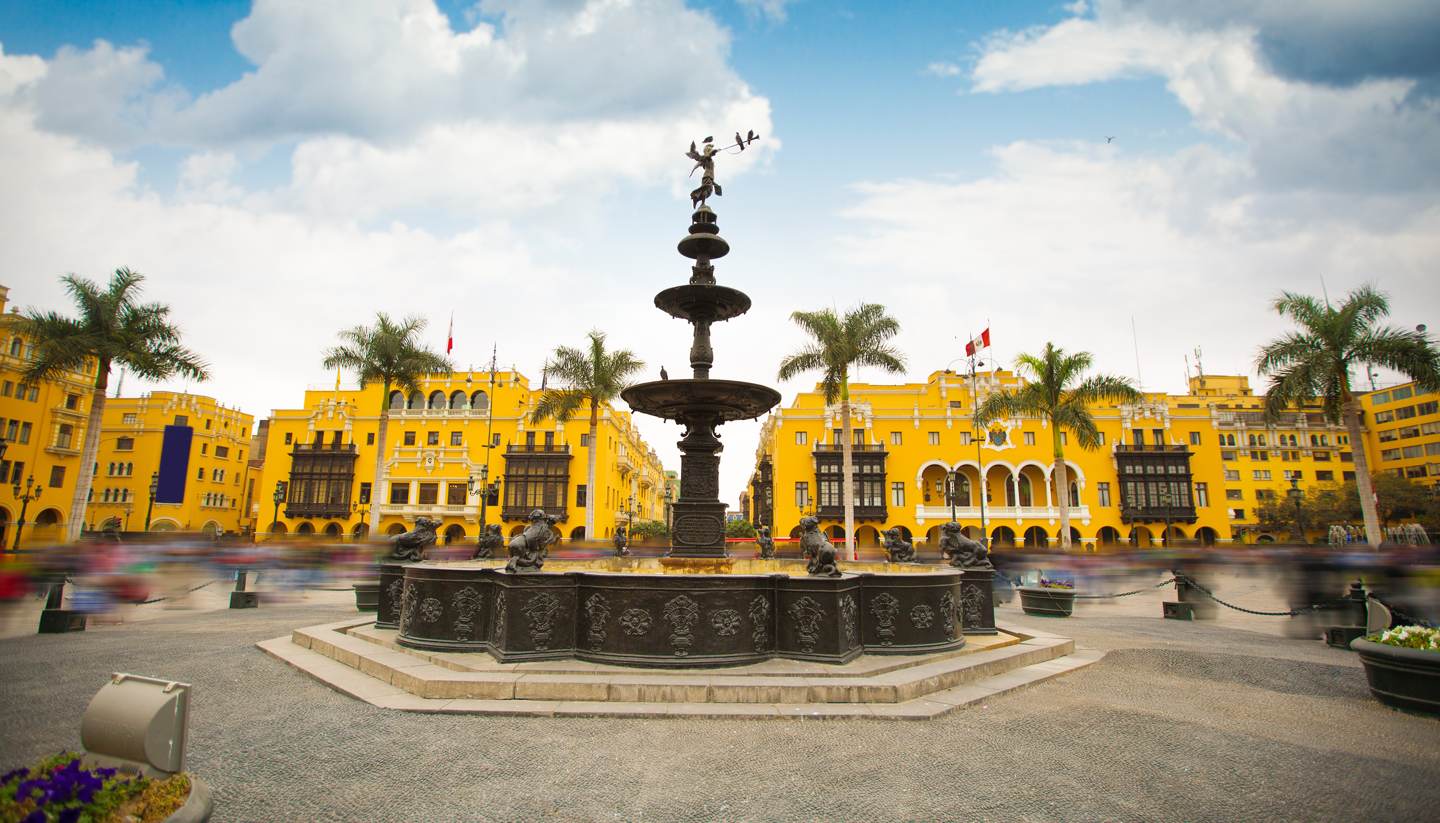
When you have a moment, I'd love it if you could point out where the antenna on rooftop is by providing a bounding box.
[1130,316,1143,389]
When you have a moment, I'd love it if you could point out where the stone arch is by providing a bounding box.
[962,525,985,542]
[270,521,288,534]
[470,390,489,412]
[1096,526,1121,546]
[924,525,943,546]
[1195,526,1218,546]
[448,390,467,409]
[1017,474,1035,508]
[407,392,424,409]
[323,522,343,537]
[352,522,369,538]
[788,525,802,540]
[991,525,1016,547]
[388,391,406,409]
[386,522,408,536]
[428,390,446,409]
[854,525,881,547]
[886,525,913,542]
[35,508,63,526]
[918,462,950,505]
[443,524,466,544]
[1128,526,1154,548]
[296,522,315,535]
[570,526,587,540]
[1023,525,1048,548]
[201,521,221,536]
[149,518,180,532]
[1162,525,1187,546]
[509,524,526,537]
[827,525,846,541]
[0,506,10,547]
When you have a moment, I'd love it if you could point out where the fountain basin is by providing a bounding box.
[622,379,781,423]
[654,284,751,323]
[381,559,967,668]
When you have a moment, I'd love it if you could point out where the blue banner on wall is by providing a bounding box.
[156,425,193,504]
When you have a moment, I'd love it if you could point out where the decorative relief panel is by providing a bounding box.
[419,597,443,624]
[787,596,825,654]
[870,592,899,646]
[664,594,700,656]
[491,591,506,643]
[961,583,984,626]
[840,594,858,648]
[749,596,770,652]
[909,604,934,629]
[619,608,653,636]
[584,593,610,651]
[386,578,404,620]
[399,581,419,634]
[940,591,956,639]
[451,587,483,641]
[672,514,724,546]
[523,592,562,650]
[710,608,741,637]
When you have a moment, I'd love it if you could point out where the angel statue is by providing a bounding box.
[686,137,722,209]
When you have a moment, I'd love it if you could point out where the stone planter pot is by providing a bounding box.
[352,581,379,612]
[1018,586,1076,618]
[166,775,214,823]
[1351,637,1440,714]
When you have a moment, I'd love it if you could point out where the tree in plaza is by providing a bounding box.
[322,314,451,535]
[1256,285,1440,546]
[20,269,209,541]
[778,304,906,560]
[530,330,645,542]
[725,519,757,539]
[978,343,1141,550]
[1307,476,1436,529]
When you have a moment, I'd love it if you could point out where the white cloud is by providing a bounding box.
[737,0,793,24]
[924,62,962,78]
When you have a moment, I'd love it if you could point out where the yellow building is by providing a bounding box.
[256,370,671,542]
[747,369,1356,549]
[0,285,97,548]
[1362,381,1440,487]
[86,392,257,535]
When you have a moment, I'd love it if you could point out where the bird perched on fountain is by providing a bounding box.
[660,366,669,380]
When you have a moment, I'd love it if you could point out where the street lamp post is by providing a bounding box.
[1288,476,1306,544]
[947,470,958,523]
[10,474,42,551]
[664,484,673,534]
[471,464,492,537]
[143,472,158,531]
[272,481,285,537]
[627,493,636,541]
[1158,486,1173,547]
[967,356,991,547]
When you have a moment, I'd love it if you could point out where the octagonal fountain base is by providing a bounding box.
[376,559,970,669]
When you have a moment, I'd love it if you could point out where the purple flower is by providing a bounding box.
[1,766,28,783]
[58,808,83,823]
[23,810,46,823]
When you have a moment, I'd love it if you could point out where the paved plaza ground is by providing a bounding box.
[2,572,1438,822]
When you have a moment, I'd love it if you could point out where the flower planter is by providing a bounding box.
[166,775,214,823]
[1351,637,1440,714]
[1019,586,1075,618]
[352,581,380,612]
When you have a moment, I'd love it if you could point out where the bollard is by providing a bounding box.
[38,579,88,634]
[1324,581,1368,649]
[229,569,259,609]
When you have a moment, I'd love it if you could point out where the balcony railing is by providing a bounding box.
[285,502,353,519]
[813,444,887,452]
[292,442,358,453]
[814,504,888,520]
[1113,444,1190,453]
[1120,505,1198,524]
[913,504,1093,522]
[500,504,568,522]
[506,444,571,454]
[376,503,476,519]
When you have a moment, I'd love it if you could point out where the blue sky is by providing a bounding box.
[2,0,1437,502]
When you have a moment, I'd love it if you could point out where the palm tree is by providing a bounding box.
[530,330,645,541]
[978,343,1140,550]
[323,314,451,535]
[20,268,209,541]
[1257,285,1440,547]
[778,304,906,560]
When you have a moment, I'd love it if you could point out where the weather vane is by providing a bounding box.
[685,130,759,209]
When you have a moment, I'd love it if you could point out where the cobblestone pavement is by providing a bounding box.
[2,576,1439,822]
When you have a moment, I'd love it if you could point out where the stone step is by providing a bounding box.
[257,635,1103,720]
[262,618,1081,707]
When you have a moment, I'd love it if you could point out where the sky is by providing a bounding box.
[2,0,1438,507]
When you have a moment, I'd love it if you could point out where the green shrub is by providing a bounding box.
[725,520,757,539]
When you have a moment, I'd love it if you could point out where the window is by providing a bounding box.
[1402,445,1424,459]
[48,466,65,487]
[1223,469,1240,482]
[890,431,902,446]
[1097,432,1105,446]
[426,431,440,446]
[1250,450,1268,461]
[389,484,410,504]
[18,422,31,444]
[1153,429,1165,446]
[0,381,9,397]
[794,481,810,508]
[1252,470,1271,480]
[1256,489,1277,501]
[927,432,939,446]
[1372,390,1391,405]
[1283,470,1302,481]
[1340,451,1353,462]
[204,419,211,429]
[959,432,971,445]
[891,481,905,507]
[1316,470,1334,481]
[1374,410,1395,424]
[580,433,591,447]
[450,431,463,447]
[447,483,466,505]
[215,445,229,458]
[201,443,208,455]
[1132,429,1145,446]
[1393,386,1413,400]
[403,431,416,446]
[795,431,808,445]
[174,415,188,426]
[1417,401,1438,416]
[1189,432,1201,446]
[1194,482,1208,507]
[110,436,133,452]
[1023,432,1036,446]
[358,482,372,504]
[55,423,73,449]
[576,485,587,507]
[1226,488,1243,501]
[1231,508,1245,520]
[63,393,79,410]
[196,467,204,480]
[284,432,293,445]
[7,461,22,484]
[1097,482,1111,507]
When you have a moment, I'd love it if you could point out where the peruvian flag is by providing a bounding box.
[965,328,991,356]
[446,312,454,355]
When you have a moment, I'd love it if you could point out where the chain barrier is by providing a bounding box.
[1172,573,1351,617]
[49,577,219,605]
[1071,577,1178,600]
